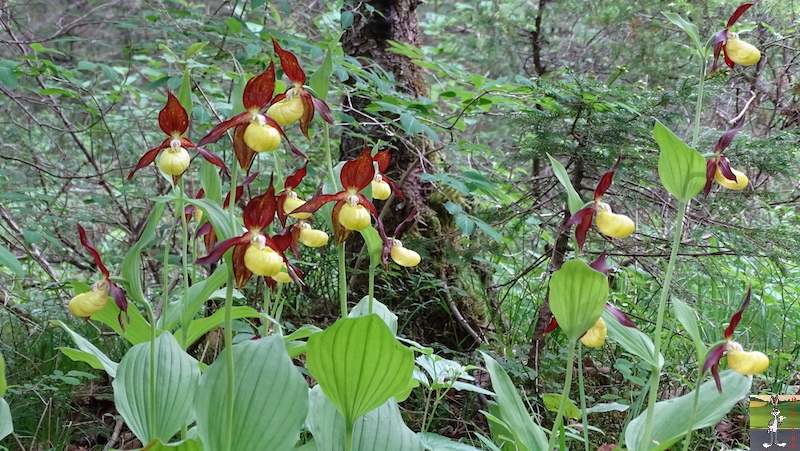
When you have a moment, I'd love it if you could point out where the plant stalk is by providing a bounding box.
[681,367,704,451]
[222,159,240,451]
[338,243,348,317]
[547,340,576,451]
[577,342,590,451]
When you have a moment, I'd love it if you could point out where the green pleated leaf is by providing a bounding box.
[672,298,707,359]
[549,260,609,342]
[91,297,154,345]
[0,398,12,441]
[480,352,548,451]
[306,386,423,451]
[0,352,6,396]
[417,432,482,450]
[53,320,119,378]
[175,305,266,346]
[602,309,664,369]
[117,438,203,451]
[178,66,193,118]
[308,42,335,102]
[624,370,751,451]
[162,263,227,334]
[0,244,23,277]
[194,336,308,451]
[654,121,706,202]
[185,198,237,242]
[58,347,106,373]
[306,315,415,430]
[358,226,383,268]
[113,332,200,443]
[121,203,166,308]
[349,296,398,336]
[546,153,585,216]
[542,393,581,420]
[199,159,223,204]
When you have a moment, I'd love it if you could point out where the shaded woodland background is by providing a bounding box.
[1,0,800,449]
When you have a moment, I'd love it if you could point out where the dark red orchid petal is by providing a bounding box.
[268,92,287,108]
[77,224,110,278]
[197,112,251,147]
[195,147,229,174]
[590,251,611,275]
[265,275,277,291]
[272,230,293,254]
[594,156,622,201]
[127,140,171,180]
[159,92,189,136]
[544,317,559,334]
[355,193,379,217]
[291,193,344,216]
[727,2,759,29]
[606,303,637,328]
[289,224,301,258]
[262,116,308,160]
[276,192,289,228]
[108,282,128,314]
[223,171,260,209]
[232,243,254,288]
[287,263,305,287]
[341,146,376,191]
[717,156,736,181]
[381,175,406,201]
[724,51,735,69]
[374,150,391,173]
[298,93,315,139]
[243,63,276,112]
[243,182,277,232]
[565,207,594,251]
[196,235,250,265]
[393,208,418,238]
[271,37,306,85]
[710,29,729,74]
[703,344,727,393]
[311,97,334,124]
[284,163,308,190]
[331,201,353,245]
[703,159,718,197]
[232,124,257,172]
[195,221,213,239]
[713,117,746,155]
[724,286,752,340]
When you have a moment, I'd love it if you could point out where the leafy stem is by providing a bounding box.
[547,340,576,451]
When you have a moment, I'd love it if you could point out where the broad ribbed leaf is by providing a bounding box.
[53,320,119,378]
[122,438,203,451]
[92,298,154,345]
[308,44,334,102]
[549,260,608,342]
[306,315,415,430]
[0,398,12,440]
[175,306,266,346]
[625,370,751,451]
[185,198,238,242]
[480,352,548,451]
[418,432,482,451]
[113,332,200,443]
[162,263,227,333]
[0,245,23,277]
[306,386,423,451]
[199,159,222,204]
[654,121,706,202]
[603,310,663,369]
[349,296,398,335]
[194,336,308,451]
[672,298,707,359]
[0,353,5,396]
[120,202,166,308]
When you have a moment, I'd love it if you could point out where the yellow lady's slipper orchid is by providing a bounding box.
[267,92,305,126]
[390,240,421,267]
[271,265,293,284]
[243,115,281,152]
[338,201,371,231]
[725,33,761,66]
[371,176,391,200]
[299,224,329,247]
[68,280,109,317]
[594,203,635,238]
[580,317,607,348]
[284,192,312,219]
[157,145,191,175]
[726,341,769,375]
[714,167,748,190]
[243,238,283,277]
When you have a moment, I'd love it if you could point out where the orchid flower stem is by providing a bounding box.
[641,199,687,447]
[691,61,707,149]
[421,388,432,433]
[273,284,285,335]
[681,367,704,451]
[368,262,375,315]
[338,243,347,317]
[345,424,354,451]
[547,340,576,451]
[142,297,157,439]
[424,390,447,434]
[322,122,338,191]
[577,342,590,451]
[177,179,191,348]
[222,159,240,451]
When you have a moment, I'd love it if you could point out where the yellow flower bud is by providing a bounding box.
[726,342,769,375]
[271,265,293,284]
[726,33,761,66]
[390,240,421,267]
[338,202,370,231]
[299,226,329,247]
[158,146,190,175]
[595,203,635,238]
[371,179,391,200]
[243,242,283,276]
[243,116,281,152]
[714,167,748,190]
[266,94,305,126]
[284,194,311,219]
[68,282,109,317]
[580,317,607,348]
